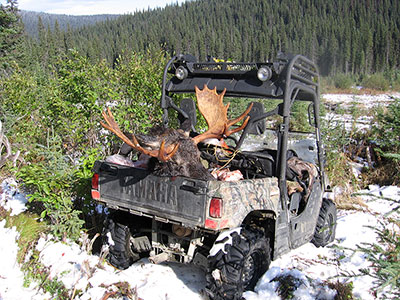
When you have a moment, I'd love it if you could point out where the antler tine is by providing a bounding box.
[158,140,179,162]
[192,85,253,144]
[100,108,141,149]
[227,102,253,128]
[100,107,179,161]
[225,115,251,136]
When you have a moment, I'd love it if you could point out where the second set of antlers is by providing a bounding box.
[101,85,253,162]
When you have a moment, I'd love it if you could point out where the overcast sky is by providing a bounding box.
[0,0,189,15]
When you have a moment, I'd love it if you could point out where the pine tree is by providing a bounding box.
[0,0,24,72]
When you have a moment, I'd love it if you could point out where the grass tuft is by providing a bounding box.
[5,212,47,263]
[327,280,354,300]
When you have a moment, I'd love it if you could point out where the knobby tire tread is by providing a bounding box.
[206,228,271,300]
[103,217,134,270]
[311,198,337,247]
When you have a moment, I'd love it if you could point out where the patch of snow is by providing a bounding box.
[244,267,336,300]
[105,232,115,246]
[350,161,364,178]
[0,178,28,216]
[357,185,400,215]
[0,220,45,300]
[208,227,242,256]
[323,93,398,110]
[322,92,399,132]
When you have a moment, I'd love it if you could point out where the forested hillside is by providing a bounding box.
[20,11,119,38]
[23,0,400,75]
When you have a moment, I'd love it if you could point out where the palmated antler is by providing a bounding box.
[100,108,179,162]
[192,85,253,144]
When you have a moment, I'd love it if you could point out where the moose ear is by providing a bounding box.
[179,118,192,133]
[178,97,197,132]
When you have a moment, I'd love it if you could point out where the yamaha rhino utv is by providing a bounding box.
[92,52,337,300]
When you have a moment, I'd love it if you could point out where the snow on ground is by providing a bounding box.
[322,92,400,132]
[0,178,28,216]
[1,177,399,300]
[0,220,47,300]
[323,93,399,110]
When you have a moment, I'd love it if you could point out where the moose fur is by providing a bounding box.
[132,126,215,180]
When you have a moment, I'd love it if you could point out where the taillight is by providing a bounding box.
[209,198,223,218]
[92,173,99,190]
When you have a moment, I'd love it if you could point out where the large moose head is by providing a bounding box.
[101,85,253,180]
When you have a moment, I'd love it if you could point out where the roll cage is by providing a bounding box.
[160,53,326,210]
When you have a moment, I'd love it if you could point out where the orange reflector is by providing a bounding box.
[92,173,99,190]
[205,219,218,229]
[91,189,100,200]
[209,197,223,218]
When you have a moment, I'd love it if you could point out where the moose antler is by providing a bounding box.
[192,85,253,144]
[100,108,179,162]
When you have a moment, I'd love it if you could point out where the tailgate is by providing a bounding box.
[93,161,208,227]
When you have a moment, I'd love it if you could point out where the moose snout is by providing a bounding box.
[135,133,162,149]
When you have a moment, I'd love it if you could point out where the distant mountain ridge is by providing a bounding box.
[20,10,120,37]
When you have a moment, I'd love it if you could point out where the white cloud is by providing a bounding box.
[2,0,189,15]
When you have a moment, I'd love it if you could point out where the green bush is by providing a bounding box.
[113,49,167,133]
[362,73,390,91]
[333,73,354,90]
[321,115,355,187]
[374,103,397,140]
[44,197,85,241]
[391,73,400,92]
[15,130,85,240]
[371,98,400,184]
[2,49,169,241]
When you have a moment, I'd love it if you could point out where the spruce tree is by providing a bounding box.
[0,0,23,72]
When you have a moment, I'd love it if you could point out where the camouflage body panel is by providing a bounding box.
[205,177,280,230]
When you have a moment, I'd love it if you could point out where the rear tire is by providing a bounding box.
[312,199,337,247]
[103,214,140,270]
[206,228,271,300]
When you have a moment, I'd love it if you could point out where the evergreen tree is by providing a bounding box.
[0,0,23,72]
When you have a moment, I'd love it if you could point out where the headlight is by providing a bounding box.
[175,66,188,80]
[257,66,272,82]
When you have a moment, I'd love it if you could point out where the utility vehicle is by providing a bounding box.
[91,53,337,300]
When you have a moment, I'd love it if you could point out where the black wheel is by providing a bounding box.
[206,228,271,300]
[312,198,337,247]
[102,213,140,270]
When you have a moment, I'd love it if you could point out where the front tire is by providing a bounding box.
[312,198,337,247]
[206,228,271,300]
